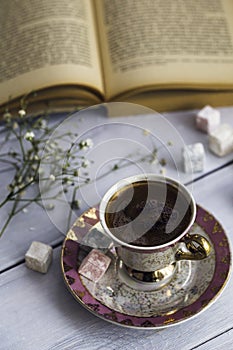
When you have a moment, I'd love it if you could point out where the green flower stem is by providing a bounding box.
[13,199,36,215]
[0,105,170,239]
[67,186,78,231]
[0,196,18,238]
[0,196,12,209]
[0,178,35,207]
[11,127,26,160]
[0,152,18,157]
[0,158,19,169]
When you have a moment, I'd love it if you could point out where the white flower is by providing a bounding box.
[18,109,26,117]
[3,112,12,121]
[38,167,44,175]
[86,138,93,148]
[81,159,90,168]
[79,138,93,150]
[143,129,150,136]
[39,119,47,128]
[24,131,35,141]
[13,122,19,130]
[49,174,56,181]
[150,156,158,165]
[45,203,55,210]
[160,167,166,175]
[48,142,57,150]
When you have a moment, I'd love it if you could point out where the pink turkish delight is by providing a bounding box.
[78,249,111,282]
[196,105,220,133]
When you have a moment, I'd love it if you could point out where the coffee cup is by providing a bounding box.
[99,174,211,289]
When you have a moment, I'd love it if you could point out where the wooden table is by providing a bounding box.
[0,106,232,350]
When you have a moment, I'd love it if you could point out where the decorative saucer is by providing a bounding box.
[61,205,231,329]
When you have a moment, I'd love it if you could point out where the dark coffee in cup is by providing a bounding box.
[105,180,192,247]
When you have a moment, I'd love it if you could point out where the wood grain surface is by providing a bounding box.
[0,107,232,350]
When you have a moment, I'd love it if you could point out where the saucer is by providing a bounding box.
[61,205,231,329]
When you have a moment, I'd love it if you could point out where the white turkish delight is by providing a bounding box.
[208,124,233,157]
[25,241,53,273]
[81,227,113,249]
[78,249,111,282]
[183,143,205,173]
[196,105,220,133]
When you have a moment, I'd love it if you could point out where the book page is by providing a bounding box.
[0,0,103,106]
[96,0,233,99]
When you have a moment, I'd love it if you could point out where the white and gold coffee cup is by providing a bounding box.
[99,174,211,288]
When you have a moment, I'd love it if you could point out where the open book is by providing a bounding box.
[1,0,233,115]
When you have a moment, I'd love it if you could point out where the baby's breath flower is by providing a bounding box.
[160,167,166,175]
[15,183,25,192]
[70,199,80,210]
[49,174,56,181]
[26,176,34,182]
[159,158,167,166]
[31,164,38,171]
[24,131,35,141]
[45,203,55,210]
[81,159,90,168]
[62,177,73,185]
[16,175,23,184]
[9,151,18,158]
[150,147,159,164]
[38,167,44,175]
[35,119,47,129]
[0,99,171,241]
[13,122,19,130]
[3,112,12,122]
[0,105,94,239]
[48,142,57,150]
[40,119,47,128]
[18,109,26,118]
[7,184,14,191]
[143,129,150,136]
[79,138,93,150]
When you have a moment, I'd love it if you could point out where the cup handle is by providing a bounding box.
[175,233,211,261]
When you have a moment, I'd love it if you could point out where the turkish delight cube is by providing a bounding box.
[25,241,53,273]
[81,227,113,250]
[78,249,111,282]
[183,143,205,173]
[196,105,220,133]
[208,124,233,157]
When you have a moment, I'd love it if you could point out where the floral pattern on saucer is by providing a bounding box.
[61,205,231,329]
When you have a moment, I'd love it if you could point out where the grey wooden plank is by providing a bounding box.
[0,242,231,350]
[194,329,233,350]
[0,204,64,272]
[0,164,232,350]
[0,107,232,271]
[190,165,233,237]
[0,247,157,350]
